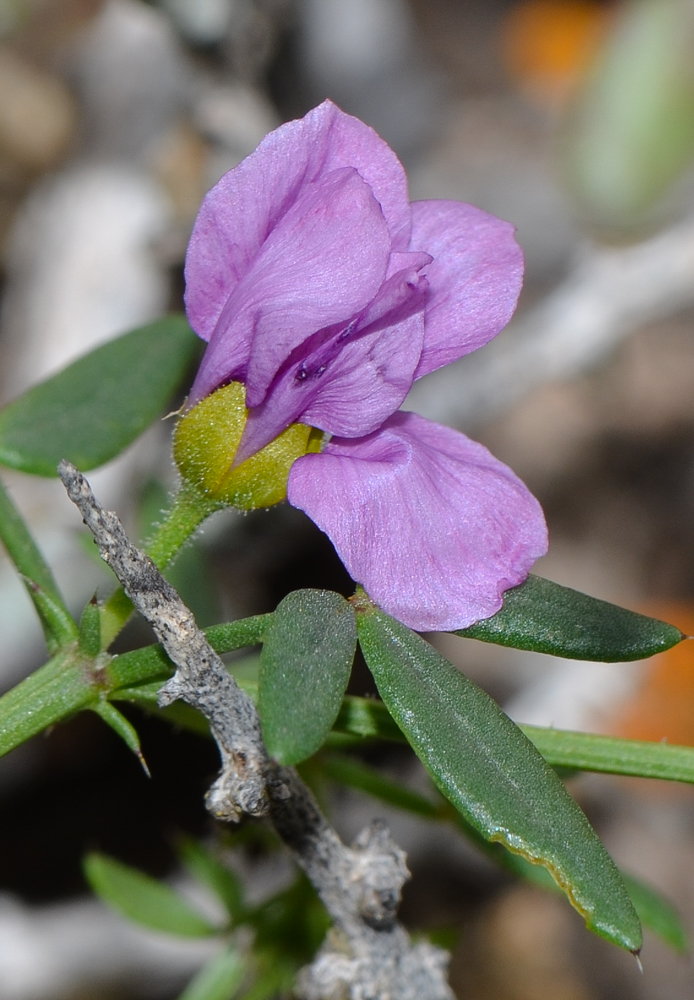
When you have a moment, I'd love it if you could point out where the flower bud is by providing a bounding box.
[173,382,322,509]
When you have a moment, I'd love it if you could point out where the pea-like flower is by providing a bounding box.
[181,100,548,632]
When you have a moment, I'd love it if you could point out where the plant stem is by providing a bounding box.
[100,484,219,648]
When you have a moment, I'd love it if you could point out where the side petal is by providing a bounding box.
[185,100,410,347]
[190,165,391,405]
[410,201,524,379]
[287,412,548,632]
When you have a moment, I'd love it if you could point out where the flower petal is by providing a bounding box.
[288,411,548,632]
[410,201,524,379]
[190,165,391,404]
[184,100,410,349]
[235,251,430,462]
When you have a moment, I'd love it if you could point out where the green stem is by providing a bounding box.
[0,649,97,758]
[0,474,77,651]
[100,484,219,648]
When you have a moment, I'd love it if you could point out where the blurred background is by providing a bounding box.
[1,0,694,996]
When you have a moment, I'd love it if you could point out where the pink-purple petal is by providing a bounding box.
[190,165,391,405]
[184,100,411,349]
[233,252,430,461]
[287,412,548,632]
[410,201,524,380]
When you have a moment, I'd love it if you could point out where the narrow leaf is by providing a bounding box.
[91,701,149,776]
[329,746,689,955]
[356,603,642,953]
[521,725,694,783]
[84,852,218,937]
[79,596,102,656]
[456,574,683,661]
[23,578,79,652]
[178,836,245,921]
[178,947,245,1000]
[0,316,200,476]
[0,651,96,758]
[0,476,77,651]
[259,590,356,765]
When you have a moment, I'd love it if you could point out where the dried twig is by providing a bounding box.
[59,461,453,1000]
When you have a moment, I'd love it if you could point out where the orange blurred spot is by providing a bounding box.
[611,605,694,747]
[501,0,611,106]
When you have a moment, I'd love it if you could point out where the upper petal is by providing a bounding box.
[410,201,524,379]
[184,100,411,349]
[287,411,547,632]
[190,165,391,405]
[233,250,430,461]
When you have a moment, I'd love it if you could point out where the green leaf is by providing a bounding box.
[91,701,149,776]
[79,596,102,656]
[178,948,245,1000]
[22,579,79,653]
[84,852,218,937]
[0,651,96,758]
[0,475,77,651]
[327,747,689,955]
[356,603,642,953]
[520,725,694,783]
[259,590,356,765]
[456,575,683,661]
[178,837,245,921]
[0,316,200,476]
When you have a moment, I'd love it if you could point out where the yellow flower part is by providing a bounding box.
[174,382,322,510]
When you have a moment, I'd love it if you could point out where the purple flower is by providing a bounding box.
[184,100,548,632]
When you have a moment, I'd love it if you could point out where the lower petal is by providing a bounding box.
[287,411,548,632]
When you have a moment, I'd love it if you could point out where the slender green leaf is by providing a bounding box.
[22,579,79,653]
[356,603,642,953]
[178,948,245,1000]
[0,316,200,476]
[91,701,149,775]
[331,748,689,955]
[259,590,356,764]
[84,852,218,937]
[0,476,77,651]
[79,597,102,656]
[521,725,694,783]
[0,651,96,758]
[178,837,245,921]
[456,574,683,661]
